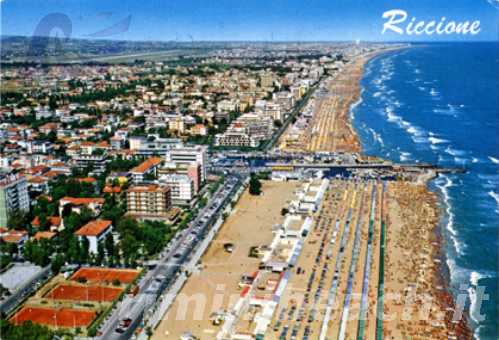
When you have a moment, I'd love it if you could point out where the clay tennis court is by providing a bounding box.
[70,267,140,284]
[46,284,123,302]
[10,306,96,328]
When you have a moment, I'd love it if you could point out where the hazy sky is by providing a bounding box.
[1,0,497,41]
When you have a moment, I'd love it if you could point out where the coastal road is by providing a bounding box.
[98,175,243,340]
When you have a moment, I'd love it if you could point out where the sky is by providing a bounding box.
[0,0,497,42]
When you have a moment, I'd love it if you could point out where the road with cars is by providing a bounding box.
[98,174,243,339]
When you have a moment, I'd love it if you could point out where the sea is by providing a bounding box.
[351,42,498,339]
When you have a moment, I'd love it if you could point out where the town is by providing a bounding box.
[0,38,467,340]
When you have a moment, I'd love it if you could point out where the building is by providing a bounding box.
[165,146,207,183]
[217,99,239,112]
[158,162,201,193]
[126,184,172,220]
[273,91,294,111]
[130,157,162,184]
[214,128,257,147]
[58,197,105,217]
[168,117,185,133]
[0,174,30,227]
[238,113,273,140]
[72,153,108,175]
[75,219,113,254]
[214,113,273,148]
[260,72,275,88]
[27,141,54,155]
[159,174,195,206]
[129,136,182,156]
[265,102,283,122]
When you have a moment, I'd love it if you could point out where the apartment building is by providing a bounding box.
[215,112,273,148]
[215,128,258,147]
[158,162,201,193]
[260,72,275,88]
[129,136,182,156]
[0,174,30,227]
[164,146,207,183]
[72,153,108,175]
[159,174,195,206]
[126,184,172,220]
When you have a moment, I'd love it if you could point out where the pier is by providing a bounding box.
[266,162,466,173]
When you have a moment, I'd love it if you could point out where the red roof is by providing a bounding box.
[77,177,96,183]
[26,165,49,174]
[1,230,27,244]
[28,176,48,184]
[130,157,162,174]
[60,197,105,206]
[75,220,112,237]
[33,231,57,241]
[103,186,121,194]
[31,216,61,228]
[42,170,63,178]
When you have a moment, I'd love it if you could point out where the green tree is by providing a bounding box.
[0,319,58,340]
[23,240,52,266]
[104,233,115,264]
[80,237,90,264]
[121,234,140,267]
[48,95,58,111]
[96,242,105,265]
[7,210,28,230]
[249,174,262,196]
[79,206,95,225]
[63,212,82,232]
[51,254,65,274]
[37,214,49,231]
[67,236,82,263]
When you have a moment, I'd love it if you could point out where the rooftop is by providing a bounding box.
[75,219,112,237]
[60,197,105,205]
[127,184,170,193]
[130,157,162,174]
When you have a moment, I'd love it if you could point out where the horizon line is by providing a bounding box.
[1,34,497,44]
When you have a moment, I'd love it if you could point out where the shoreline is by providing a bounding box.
[348,48,473,338]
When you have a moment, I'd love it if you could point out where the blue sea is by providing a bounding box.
[351,42,498,339]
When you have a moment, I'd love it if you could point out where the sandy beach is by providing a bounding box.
[152,181,299,339]
[383,182,471,339]
[279,48,402,154]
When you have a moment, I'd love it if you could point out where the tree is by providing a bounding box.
[23,240,52,266]
[67,236,81,263]
[63,212,82,232]
[51,254,65,274]
[7,210,28,230]
[249,174,262,196]
[48,95,58,111]
[96,242,105,265]
[80,237,90,264]
[0,319,58,340]
[79,206,95,225]
[0,241,16,269]
[112,246,121,266]
[104,233,115,264]
[38,214,49,231]
[121,234,140,267]
[47,131,57,143]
